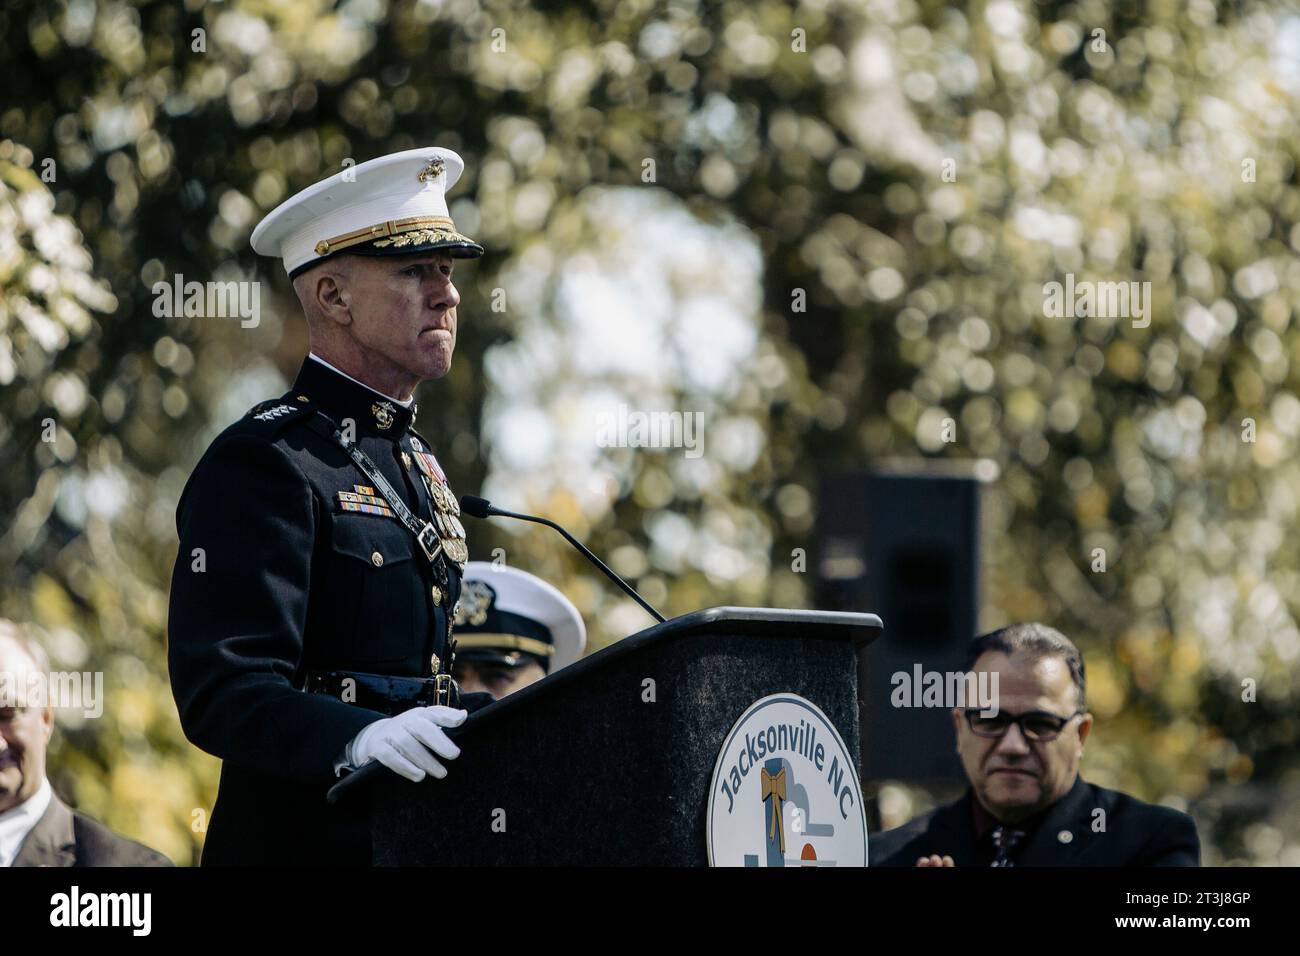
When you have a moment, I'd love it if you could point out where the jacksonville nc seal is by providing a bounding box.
[706,693,868,867]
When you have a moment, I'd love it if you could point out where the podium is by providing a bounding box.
[363,606,882,865]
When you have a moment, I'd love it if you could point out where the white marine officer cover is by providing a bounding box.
[250,147,483,278]
[707,693,868,867]
[452,561,586,672]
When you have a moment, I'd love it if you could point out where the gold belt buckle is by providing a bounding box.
[434,672,454,706]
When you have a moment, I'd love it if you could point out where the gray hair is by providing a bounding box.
[963,622,1086,711]
[0,618,50,677]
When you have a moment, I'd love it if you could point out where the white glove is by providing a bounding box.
[342,705,467,782]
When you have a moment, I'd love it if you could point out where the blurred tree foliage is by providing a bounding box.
[1,0,1298,863]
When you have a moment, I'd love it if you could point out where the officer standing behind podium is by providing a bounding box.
[168,148,485,866]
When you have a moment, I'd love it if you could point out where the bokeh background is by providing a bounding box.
[2,0,1299,865]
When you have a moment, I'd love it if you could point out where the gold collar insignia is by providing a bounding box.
[372,401,396,430]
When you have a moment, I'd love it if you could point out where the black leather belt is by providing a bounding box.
[305,669,460,715]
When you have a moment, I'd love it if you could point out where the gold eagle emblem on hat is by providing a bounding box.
[417,158,446,182]
[454,580,494,627]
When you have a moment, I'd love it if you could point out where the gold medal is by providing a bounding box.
[407,447,465,564]
[417,472,443,511]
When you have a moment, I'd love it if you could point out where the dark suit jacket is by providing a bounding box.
[13,794,172,867]
[869,776,1199,867]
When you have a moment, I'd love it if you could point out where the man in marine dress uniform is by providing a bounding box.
[168,148,486,866]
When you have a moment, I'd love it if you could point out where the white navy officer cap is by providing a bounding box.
[250,146,483,279]
[453,562,586,673]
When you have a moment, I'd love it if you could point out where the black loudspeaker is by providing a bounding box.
[815,470,981,783]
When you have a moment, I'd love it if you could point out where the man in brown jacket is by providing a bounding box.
[0,621,170,867]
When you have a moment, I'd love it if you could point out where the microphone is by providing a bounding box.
[459,495,665,623]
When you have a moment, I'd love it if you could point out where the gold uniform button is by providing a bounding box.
[371,551,384,567]
[431,584,443,604]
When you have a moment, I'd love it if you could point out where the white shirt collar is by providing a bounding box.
[307,352,414,407]
[0,777,53,867]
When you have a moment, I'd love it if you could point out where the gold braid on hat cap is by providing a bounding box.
[313,216,461,257]
[453,634,555,658]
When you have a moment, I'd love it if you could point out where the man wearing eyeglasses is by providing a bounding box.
[869,623,1200,867]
